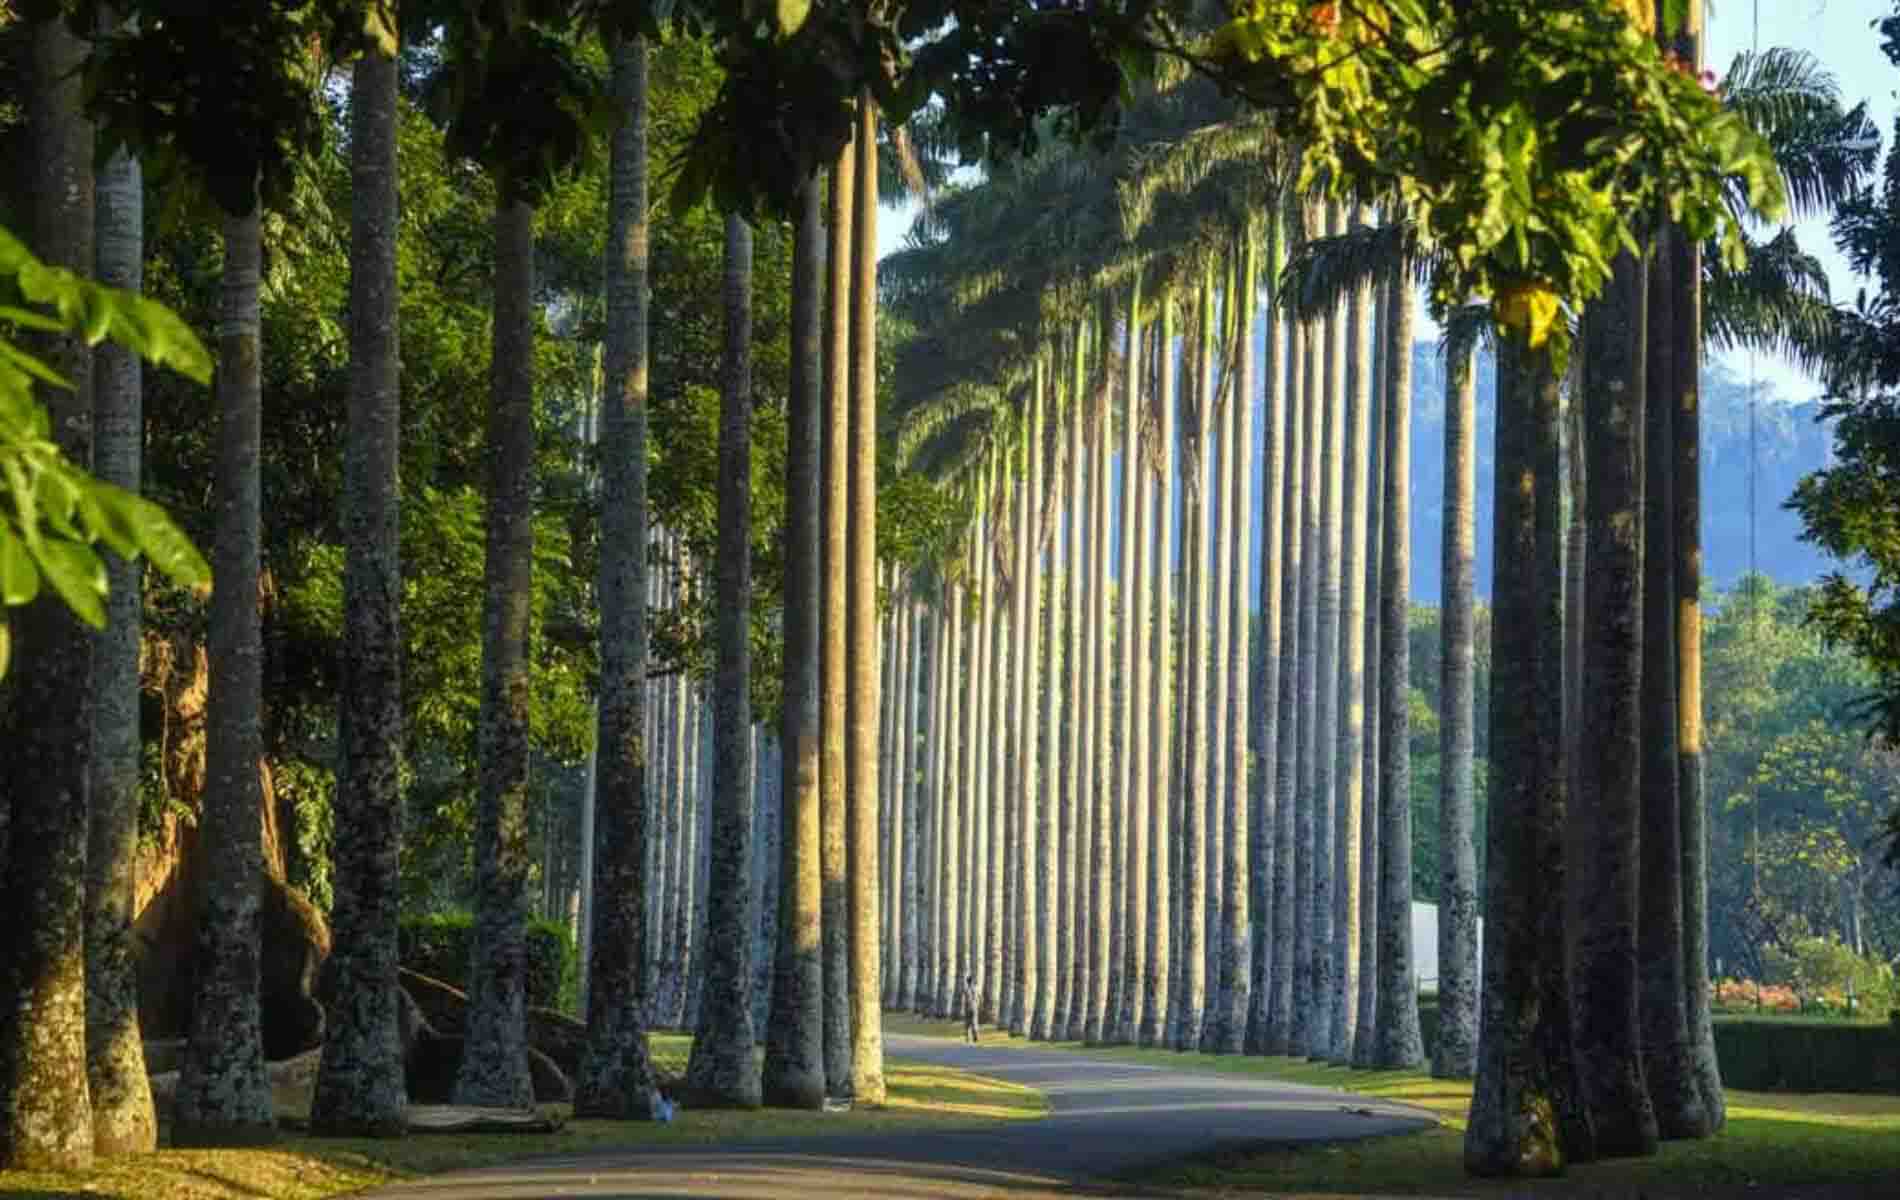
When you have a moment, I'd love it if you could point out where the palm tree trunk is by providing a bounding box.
[1118,311,1153,1046]
[1172,276,1213,1050]
[1032,370,1060,1040]
[1062,335,1088,1039]
[453,195,540,1110]
[1309,204,1346,1061]
[984,466,1008,1025]
[1142,305,1177,1049]
[1672,221,1725,1131]
[1202,259,1235,1054]
[1246,206,1286,1056]
[1639,233,1709,1140]
[1266,298,1305,1055]
[1289,278,1323,1059]
[1086,341,1116,1044]
[1011,381,1039,1035]
[1217,233,1257,1054]
[878,585,898,1002]
[176,204,279,1144]
[1373,266,1424,1070]
[1352,277,1385,1068]
[970,497,994,1020]
[1465,335,1588,1176]
[1110,291,1142,1046]
[1572,252,1661,1157]
[1433,337,1480,1081]
[86,8,157,1152]
[311,37,406,1136]
[820,139,854,1095]
[904,601,927,1013]
[846,95,886,1104]
[682,212,761,1106]
[1330,207,1370,1064]
[2,17,97,1167]
[761,170,826,1110]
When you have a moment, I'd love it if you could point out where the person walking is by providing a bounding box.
[961,974,981,1044]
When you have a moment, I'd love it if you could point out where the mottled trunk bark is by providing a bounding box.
[904,603,926,1013]
[1119,316,1154,1046]
[684,212,761,1108]
[1373,267,1423,1070]
[87,12,156,1150]
[820,141,854,1095]
[984,468,1008,1026]
[1266,304,1305,1055]
[1141,303,1175,1048]
[1572,251,1661,1157]
[1217,237,1256,1055]
[1027,370,1055,1040]
[1247,209,1285,1056]
[1172,281,1213,1050]
[1289,291,1322,1059]
[1329,210,1369,1065]
[1310,205,1345,1061]
[1086,347,1115,1044]
[1110,289,1143,1046]
[1639,233,1709,1140]
[1433,340,1479,1081]
[1203,267,1233,1053]
[760,169,825,1111]
[845,98,885,1104]
[453,196,538,1111]
[1352,277,1385,1068]
[312,40,407,1137]
[2,19,98,1167]
[1064,330,1089,1041]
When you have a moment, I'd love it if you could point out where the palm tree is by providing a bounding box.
[1433,325,1480,1081]
[904,595,927,1012]
[310,29,406,1136]
[1086,327,1116,1044]
[87,7,156,1155]
[1352,273,1385,1068]
[1289,256,1323,1058]
[1141,297,1176,1048]
[1372,263,1423,1070]
[1203,260,1233,1052]
[1033,364,1060,1041]
[683,211,762,1108]
[454,191,540,1111]
[846,95,887,1105]
[1329,204,1371,1065]
[1216,229,1257,1054]
[1570,250,1659,1156]
[1266,298,1305,1055]
[762,169,826,1109]
[821,139,854,1096]
[3,15,98,1168]
[1013,372,1044,1036]
[1246,204,1286,1056]
[1118,309,1154,1046]
[1308,202,1344,1062]
[1465,336,1592,1177]
[983,461,1008,1026]
[1112,296,1142,1045]
[1064,332,1090,1041]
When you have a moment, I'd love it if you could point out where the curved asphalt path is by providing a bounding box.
[367,1032,1438,1198]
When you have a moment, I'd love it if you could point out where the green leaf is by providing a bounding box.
[0,524,36,605]
[28,536,106,629]
[124,492,211,588]
[774,0,811,37]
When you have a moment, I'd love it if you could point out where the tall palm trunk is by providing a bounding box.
[1141,305,1177,1049]
[312,38,407,1136]
[1086,336,1115,1044]
[1246,206,1286,1055]
[1352,277,1385,1067]
[1433,337,1480,1081]
[1309,204,1345,1061]
[970,494,994,1019]
[2,17,98,1168]
[454,196,539,1110]
[1201,259,1234,1053]
[846,97,886,1104]
[1330,208,1370,1064]
[1033,370,1061,1040]
[1372,266,1424,1070]
[1266,298,1304,1055]
[1465,336,1591,1176]
[87,8,156,1153]
[1572,252,1660,1157]
[820,140,854,1095]
[1172,274,1214,1050]
[904,600,927,1012]
[1639,233,1708,1140]
[683,212,761,1107]
[1009,389,1037,1035]
[878,583,899,998]
[1216,233,1256,1054]
[935,585,960,1017]
[1062,333,1088,1040]
[1110,289,1143,1045]
[1289,269,1323,1058]
[762,171,826,1109]
[1118,312,1153,1046]
[984,465,1008,1025]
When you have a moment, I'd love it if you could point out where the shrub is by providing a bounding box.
[399,910,577,1013]
[1713,1018,1900,1093]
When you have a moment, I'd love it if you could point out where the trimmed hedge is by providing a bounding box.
[399,910,577,1014]
[1712,1016,1900,1094]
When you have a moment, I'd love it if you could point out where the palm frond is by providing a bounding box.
[1703,224,1837,372]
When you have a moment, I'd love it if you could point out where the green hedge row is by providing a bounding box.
[398,910,577,1014]
[1712,1017,1900,1094]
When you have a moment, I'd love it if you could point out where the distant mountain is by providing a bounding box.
[1406,343,1838,604]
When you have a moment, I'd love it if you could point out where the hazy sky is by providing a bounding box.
[879,4,1900,408]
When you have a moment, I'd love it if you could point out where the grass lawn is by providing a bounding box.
[885,1013,1900,1196]
[0,1033,1046,1200]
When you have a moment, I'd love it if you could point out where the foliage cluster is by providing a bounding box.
[1711,1017,1900,1093]
[397,909,578,1013]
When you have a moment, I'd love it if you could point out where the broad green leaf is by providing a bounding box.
[0,524,36,605]
[28,536,106,629]
[126,493,211,588]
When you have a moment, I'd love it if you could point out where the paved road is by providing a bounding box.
[368,1033,1437,1198]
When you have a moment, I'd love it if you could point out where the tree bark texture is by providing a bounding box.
[1142,312,1174,1049]
[1309,205,1345,1062]
[1353,277,1385,1068]
[820,142,854,1095]
[1247,209,1285,1056]
[1119,315,1153,1046]
[1217,236,1256,1055]
[312,40,408,1136]
[1267,305,1304,1055]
